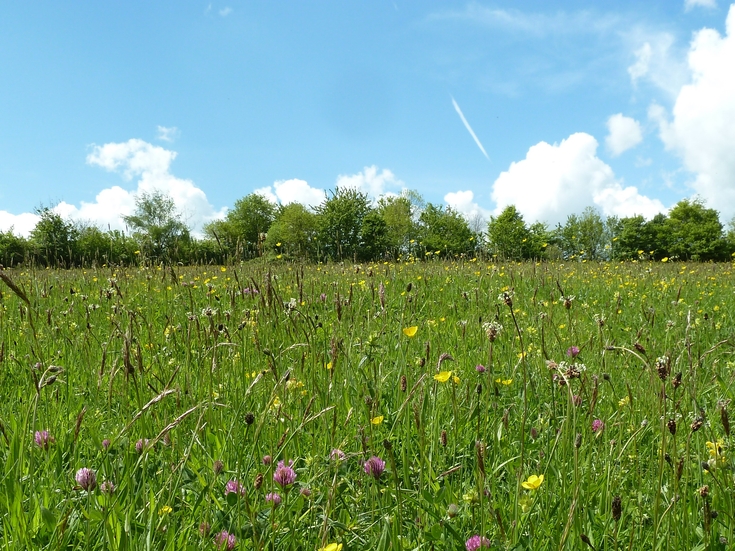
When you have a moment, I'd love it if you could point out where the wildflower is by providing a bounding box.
[100,480,115,494]
[34,430,54,450]
[371,415,384,426]
[592,419,604,433]
[330,448,346,461]
[225,479,246,497]
[159,505,172,515]
[475,364,486,373]
[262,455,272,465]
[482,321,502,342]
[75,467,97,491]
[566,346,580,359]
[135,438,150,454]
[273,460,297,488]
[318,544,343,551]
[403,326,418,338]
[265,492,282,507]
[213,460,224,475]
[300,487,312,498]
[364,456,386,479]
[199,522,211,536]
[434,371,452,383]
[453,375,460,384]
[102,438,111,450]
[521,474,544,491]
[465,535,491,550]
[618,396,630,407]
[214,530,237,550]
[706,439,726,465]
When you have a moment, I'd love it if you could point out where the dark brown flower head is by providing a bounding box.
[253,472,264,490]
[667,419,677,436]
[400,375,407,392]
[691,417,704,432]
[672,372,682,388]
[611,495,622,521]
[440,430,447,447]
[245,412,255,425]
[698,485,710,498]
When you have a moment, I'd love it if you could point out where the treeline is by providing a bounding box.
[2,188,735,268]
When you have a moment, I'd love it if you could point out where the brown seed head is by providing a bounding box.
[611,495,622,521]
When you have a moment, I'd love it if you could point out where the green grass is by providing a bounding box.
[1,259,734,550]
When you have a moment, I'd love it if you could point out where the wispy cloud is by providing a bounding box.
[157,125,180,143]
[219,7,232,17]
[451,97,489,160]
[429,4,621,37]
[685,0,717,11]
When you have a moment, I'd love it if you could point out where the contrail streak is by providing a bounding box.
[451,96,489,160]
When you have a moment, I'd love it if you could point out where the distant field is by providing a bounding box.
[1,260,734,550]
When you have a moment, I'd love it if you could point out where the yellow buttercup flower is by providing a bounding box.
[403,326,418,338]
[319,544,343,551]
[452,375,460,384]
[521,474,544,490]
[434,371,452,383]
[158,505,172,515]
[371,415,384,426]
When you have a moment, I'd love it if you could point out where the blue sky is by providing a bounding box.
[2,1,735,236]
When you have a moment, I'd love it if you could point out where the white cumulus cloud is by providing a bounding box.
[255,179,326,209]
[491,132,665,226]
[606,114,643,156]
[0,211,41,237]
[444,190,491,221]
[335,166,404,198]
[652,5,735,218]
[2,139,225,237]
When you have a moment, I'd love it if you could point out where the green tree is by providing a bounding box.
[359,210,389,261]
[418,204,474,257]
[264,203,319,260]
[664,199,729,261]
[316,187,372,261]
[610,214,668,260]
[0,230,29,267]
[376,191,423,258]
[555,207,607,260]
[123,191,190,262]
[204,193,276,259]
[487,205,542,260]
[30,208,79,267]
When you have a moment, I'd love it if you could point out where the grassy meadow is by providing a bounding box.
[1,259,734,550]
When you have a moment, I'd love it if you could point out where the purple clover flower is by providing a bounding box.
[330,448,346,461]
[566,346,580,358]
[35,430,54,450]
[135,438,150,454]
[214,530,237,550]
[75,468,97,491]
[475,364,487,373]
[265,492,282,507]
[592,419,604,433]
[100,480,115,495]
[224,479,246,497]
[363,456,386,479]
[273,460,296,488]
[465,535,491,551]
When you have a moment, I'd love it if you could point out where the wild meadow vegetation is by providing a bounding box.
[1,258,735,550]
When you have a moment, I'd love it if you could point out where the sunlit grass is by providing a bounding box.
[0,259,734,549]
